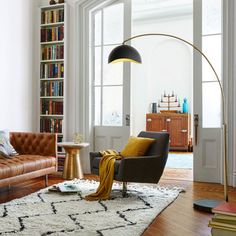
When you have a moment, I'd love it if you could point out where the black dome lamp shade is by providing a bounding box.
[108,44,142,64]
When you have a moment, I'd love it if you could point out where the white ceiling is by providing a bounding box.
[132,0,193,22]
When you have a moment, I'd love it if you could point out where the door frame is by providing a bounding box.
[91,0,131,152]
[76,0,235,185]
[75,0,121,153]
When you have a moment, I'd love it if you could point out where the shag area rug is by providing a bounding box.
[0,180,183,236]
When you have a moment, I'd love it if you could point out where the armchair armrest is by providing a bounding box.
[10,132,57,157]
[90,152,102,171]
[116,155,167,183]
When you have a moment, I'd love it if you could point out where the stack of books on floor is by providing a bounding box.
[48,182,81,193]
[209,202,236,236]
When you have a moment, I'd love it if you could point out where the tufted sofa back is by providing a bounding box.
[10,132,57,157]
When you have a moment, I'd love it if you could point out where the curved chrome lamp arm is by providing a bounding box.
[121,33,228,202]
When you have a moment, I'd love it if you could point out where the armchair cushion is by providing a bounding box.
[120,136,154,157]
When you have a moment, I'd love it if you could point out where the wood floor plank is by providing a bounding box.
[0,170,235,236]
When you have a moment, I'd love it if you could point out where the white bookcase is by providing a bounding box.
[39,3,67,171]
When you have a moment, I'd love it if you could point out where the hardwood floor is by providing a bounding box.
[0,170,235,236]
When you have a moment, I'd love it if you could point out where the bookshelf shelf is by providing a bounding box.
[40,78,64,81]
[40,96,64,99]
[39,3,67,172]
[40,22,64,27]
[41,59,64,63]
[40,40,64,45]
[40,3,65,10]
[40,115,64,117]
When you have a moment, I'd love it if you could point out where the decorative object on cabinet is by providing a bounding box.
[40,3,67,172]
[108,32,228,211]
[151,102,157,113]
[182,98,188,113]
[158,91,181,112]
[146,113,191,151]
[49,0,56,5]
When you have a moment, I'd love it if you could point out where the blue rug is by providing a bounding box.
[166,153,193,169]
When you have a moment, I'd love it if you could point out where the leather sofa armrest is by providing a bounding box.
[10,132,57,157]
[116,155,167,182]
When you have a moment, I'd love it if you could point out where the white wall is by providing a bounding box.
[131,16,193,136]
[0,0,36,132]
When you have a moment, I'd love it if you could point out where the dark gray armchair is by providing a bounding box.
[90,131,169,196]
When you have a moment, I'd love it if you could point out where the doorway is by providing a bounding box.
[131,0,194,172]
[87,0,223,182]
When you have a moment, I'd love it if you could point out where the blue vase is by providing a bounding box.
[182,98,188,113]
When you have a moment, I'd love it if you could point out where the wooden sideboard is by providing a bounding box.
[146,113,191,151]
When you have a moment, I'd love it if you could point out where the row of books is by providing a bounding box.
[41,26,64,42]
[41,9,64,24]
[40,118,63,133]
[41,45,64,60]
[40,100,63,115]
[57,136,63,153]
[40,81,64,97]
[58,155,66,171]
[209,202,236,236]
[40,63,64,78]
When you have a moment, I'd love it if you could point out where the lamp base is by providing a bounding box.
[193,199,223,213]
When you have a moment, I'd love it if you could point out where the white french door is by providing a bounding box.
[91,0,131,152]
[193,0,223,183]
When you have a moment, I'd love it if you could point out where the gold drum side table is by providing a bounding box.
[58,142,89,180]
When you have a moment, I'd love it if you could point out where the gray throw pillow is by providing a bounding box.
[0,145,9,158]
[0,130,18,157]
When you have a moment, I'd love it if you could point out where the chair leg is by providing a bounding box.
[45,174,48,187]
[122,182,127,197]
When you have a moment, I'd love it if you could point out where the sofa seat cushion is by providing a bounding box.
[0,155,56,179]
[92,156,121,175]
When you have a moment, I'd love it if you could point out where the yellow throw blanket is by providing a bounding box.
[85,150,122,201]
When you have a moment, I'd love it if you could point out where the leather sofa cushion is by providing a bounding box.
[0,155,56,179]
[10,132,57,157]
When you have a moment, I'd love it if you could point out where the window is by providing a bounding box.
[92,4,124,126]
[202,0,222,128]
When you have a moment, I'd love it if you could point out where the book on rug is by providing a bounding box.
[48,185,60,192]
[48,183,81,193]
[58,182,81,193]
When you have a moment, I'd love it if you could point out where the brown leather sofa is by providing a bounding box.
[0,132,57,188]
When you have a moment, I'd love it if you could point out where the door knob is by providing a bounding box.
[125,114,130,126]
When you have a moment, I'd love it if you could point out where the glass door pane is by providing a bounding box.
[103,46,123,85]
[102,86,123,126]
[202,82,221,128]
[103,4,124,44]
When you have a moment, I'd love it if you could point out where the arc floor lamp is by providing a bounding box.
[108,33,228,212]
